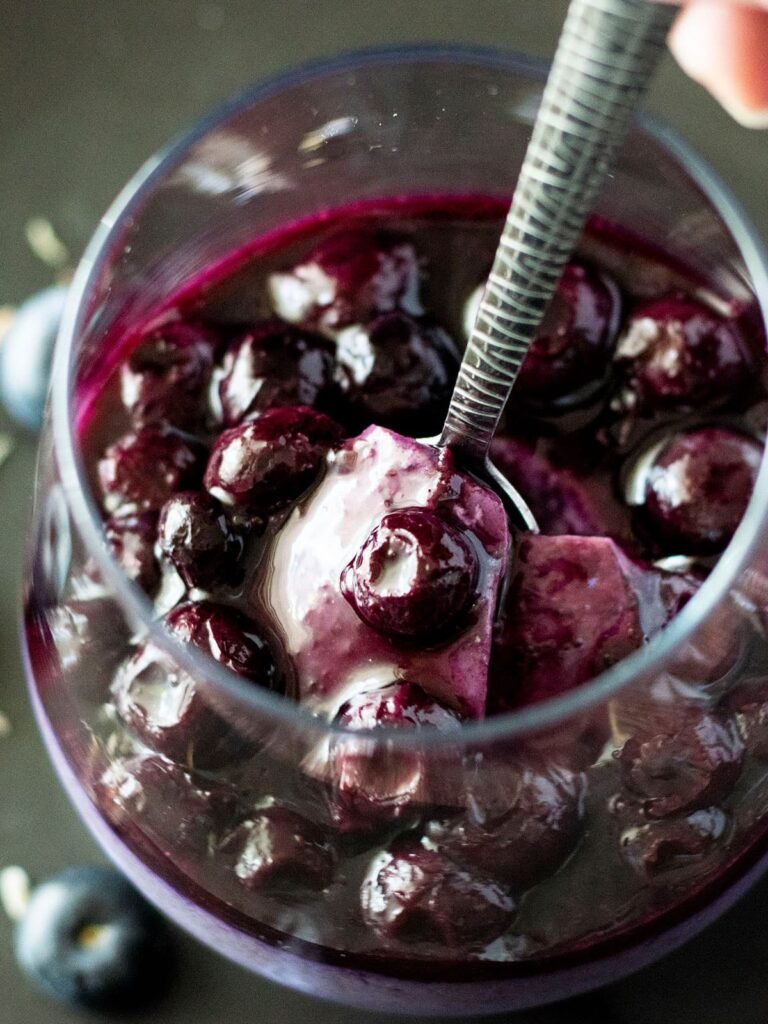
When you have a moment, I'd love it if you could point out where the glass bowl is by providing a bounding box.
[22,46,768,1016]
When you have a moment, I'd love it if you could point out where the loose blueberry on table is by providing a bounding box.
[14,866,174,1011]
[40,197,768,968]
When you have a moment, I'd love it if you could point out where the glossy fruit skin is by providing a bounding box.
[641,427,762,555]
[120,320,218,431]
[104,512,160,595]
[340,507,478,641]
[204,405,343,515]
[14,865,174,1011]
[268,229,423,335]
[516,261,621,401]
[0,284,66,430]
[617,808,728,880]
[158,491,243,590]
[360,842,515,950]
[615,295,753,410]
[97,426,205,514]
[214,320,336,427]
[220,805,335,893]
[334,312,458,436]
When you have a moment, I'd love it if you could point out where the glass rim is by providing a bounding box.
[51,43,768,750]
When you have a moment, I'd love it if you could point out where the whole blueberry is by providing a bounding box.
[425,761,584,892]
[618,808,728,879]
[334,312,458,436]
[615,295,753,410]
[619,708,744,818]
[14,865,173,1011]
[220,806,335,893]
[204,405,343,515]
[120,320,218,431]
[158,491,243,590]
[0,285,67,430]
[328,683,461,831]
[98,425,205,514]
[112,602,280,768]
[516,262,621,402]
[104,512,159,595]
[641,427,762,554]
[361,842,515,950]
[341,507,478,641]
[214,320,336,426]
[268,229,423,335]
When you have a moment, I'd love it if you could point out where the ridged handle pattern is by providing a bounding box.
[440,0,677,461]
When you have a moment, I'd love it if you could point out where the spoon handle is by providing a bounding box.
[440,0,676,462]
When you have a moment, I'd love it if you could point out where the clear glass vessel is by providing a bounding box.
[22,47,768,1016]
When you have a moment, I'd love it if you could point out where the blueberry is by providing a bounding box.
[615,295,752,411]
[14,865,173,1011]
[327,683,461,831]
[112,602,279,768]
[516,261,621,402]
[360,842,515,950]
[220,806,335,893]
[618,707,744,818]
[120,320,218,431]
[98,425,205,514]
[204,405,343,515]
[45,596,129,701]
[618,808,728,879]
[158,491,243,590]
[268,229,423,335]
[213,320,336,426]
[334,312,458,436]
[425,761,584,892]
[104,511,160,595]
[340,507,478,640]
[97,754,238,855]
[641,427,761,555]
[0,285,67,430]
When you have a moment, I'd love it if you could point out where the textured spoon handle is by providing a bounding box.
[440,0,677,461]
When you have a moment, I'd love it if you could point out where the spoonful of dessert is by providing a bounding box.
[437,0,676,531]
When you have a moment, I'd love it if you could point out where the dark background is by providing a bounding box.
[0,3,767,1022]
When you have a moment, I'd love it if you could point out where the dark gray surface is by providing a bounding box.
[1,3,767,1021]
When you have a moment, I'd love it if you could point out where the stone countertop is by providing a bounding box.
[1,2,767,1022]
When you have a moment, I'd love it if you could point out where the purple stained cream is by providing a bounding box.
[24,192,768,1009]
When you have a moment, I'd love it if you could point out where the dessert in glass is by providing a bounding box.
[22,48,768,1016]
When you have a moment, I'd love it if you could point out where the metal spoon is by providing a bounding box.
[435,0,677,531]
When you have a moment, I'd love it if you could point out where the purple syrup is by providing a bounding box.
[27,193,768,997]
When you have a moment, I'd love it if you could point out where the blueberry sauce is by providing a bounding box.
[27,194,768,981]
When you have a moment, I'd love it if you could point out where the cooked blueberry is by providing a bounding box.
[640,427,761,555]
[618,808,728,879]
[220,806,335,893]
[45,596,129,701]
[489,534,645,711]
[98,426,205,514]
[213,320,336,426]
[361,843,515,949]
[120,320,218,430]
[14,865,173,1011]
[425,761,584,892]
[104,512,159,595]
[726,678,768,760]
[327,683,461,831]
[97,754,238,854]
[0,284,66,430]
[158,492,243,590]
[204,405,343,514]
[268,229,423,335]
[618,708,744,818]
[112,602,279,768]
[340,507,478,640]
[615,295,753,410]
[334,313,458,436]
[515,262,621,402]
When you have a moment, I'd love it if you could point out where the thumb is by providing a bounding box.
[669,0,768,127]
